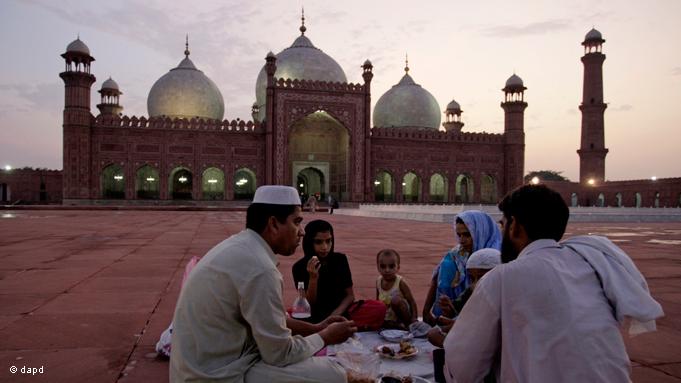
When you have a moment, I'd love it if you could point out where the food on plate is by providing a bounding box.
[380,345,395,357]
[398,340,416,356]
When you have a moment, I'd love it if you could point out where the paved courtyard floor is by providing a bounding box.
[0,210,680,382]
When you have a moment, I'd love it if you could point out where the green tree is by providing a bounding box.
[524,170,570,183]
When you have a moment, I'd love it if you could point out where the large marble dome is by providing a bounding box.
[254,25,347,121]
[147,47,224,121]
[373,67,441,129]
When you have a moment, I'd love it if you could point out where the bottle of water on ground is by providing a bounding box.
[291,282,311,319]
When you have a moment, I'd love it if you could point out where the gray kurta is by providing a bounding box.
[170,229,345,382]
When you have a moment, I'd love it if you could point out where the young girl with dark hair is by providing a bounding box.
[292,220,355,323]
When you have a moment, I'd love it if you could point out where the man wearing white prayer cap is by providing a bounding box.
[171,185,356,382]
[443,184,663,383]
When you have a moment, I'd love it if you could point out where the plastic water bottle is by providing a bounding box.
[291,282,311,319]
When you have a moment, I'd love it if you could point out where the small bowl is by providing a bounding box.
[379,329,411,342]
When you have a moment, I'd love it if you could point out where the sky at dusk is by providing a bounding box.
[1,0,680,181]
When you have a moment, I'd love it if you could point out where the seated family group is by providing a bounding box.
[169,185,664,383]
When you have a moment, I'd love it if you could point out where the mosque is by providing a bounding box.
[0,20,679,207]
[54,15,525,205]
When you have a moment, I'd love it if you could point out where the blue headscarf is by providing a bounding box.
[433,210,501,317]
[457,210,502,252]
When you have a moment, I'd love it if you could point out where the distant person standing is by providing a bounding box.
[327,195,339,214]
[443,184,664,382]
[170,185,356,382]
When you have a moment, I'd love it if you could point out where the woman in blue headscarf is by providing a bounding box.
[423,210,501,325]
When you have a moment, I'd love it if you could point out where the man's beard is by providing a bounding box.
[501,225,520,264]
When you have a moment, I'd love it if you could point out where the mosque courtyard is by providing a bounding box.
[0,209,680,382]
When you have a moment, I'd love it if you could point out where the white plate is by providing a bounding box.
[375,343,419,360]
[379,329,410,342]
[375,374,431,383]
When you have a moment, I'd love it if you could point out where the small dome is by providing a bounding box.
[254,30,347,120]
[147,54,224,121]
[505,74,524,88]
[446,99,461,113]
[363,59,373,66]
[373,71,441,129]
[66,38,90,55]
[101,77,119,91]
[585,28,603,41]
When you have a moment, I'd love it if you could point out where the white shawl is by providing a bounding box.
[562,235,664,335]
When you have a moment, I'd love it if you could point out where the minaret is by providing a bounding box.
[577,28,608,185]
[443,99,464,133]
[362,58,374,199]
[501,74,527,194]
[96,77,123,116]
[264,50,277,184]
[60,37,96,200]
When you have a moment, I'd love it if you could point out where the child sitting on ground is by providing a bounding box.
[375,248,418,329]
[427,248,501,348]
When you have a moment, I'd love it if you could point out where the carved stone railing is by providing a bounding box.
[370,127,504,143]
[94,114,261,132]
[274,78,365,93]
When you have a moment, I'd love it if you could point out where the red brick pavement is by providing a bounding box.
[0,210,679,382]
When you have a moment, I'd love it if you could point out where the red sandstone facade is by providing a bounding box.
[2,29,679,207]
[48,37,526,205]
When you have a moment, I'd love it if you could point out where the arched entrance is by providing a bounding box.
[234,168,256,200]
[456,174,474,204]
[571,192,578,207]
[597,193,605,207]
[296,167,325,200]
[654,192,660,208]
[635,192,642,208]
[402,172,421,202]
[615,192,623,207]
[374,171,394,202]
[169,168,193,200]
[429,173,447,203]
[102,164,125,199]
[288,111,349,201]
[480,174,497,204]
[202,167,224,200]
[136,165,159,199]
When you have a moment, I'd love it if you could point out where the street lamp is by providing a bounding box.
[4,165,11,171]
[587,178,595,186]
[531,176,540,185]
[651,176,657,181]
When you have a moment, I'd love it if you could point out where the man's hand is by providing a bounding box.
[319,320,357,345]
[318,315,347,329]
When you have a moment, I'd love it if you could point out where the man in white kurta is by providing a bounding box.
[170,186,349,382]
[443,184,662,383]
[444,239,631,382]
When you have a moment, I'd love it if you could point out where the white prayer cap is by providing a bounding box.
[252,185,301,205]
[467,248,501,270]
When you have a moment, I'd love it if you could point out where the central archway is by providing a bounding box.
[288,111,349,201]
[296,167,325,198]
